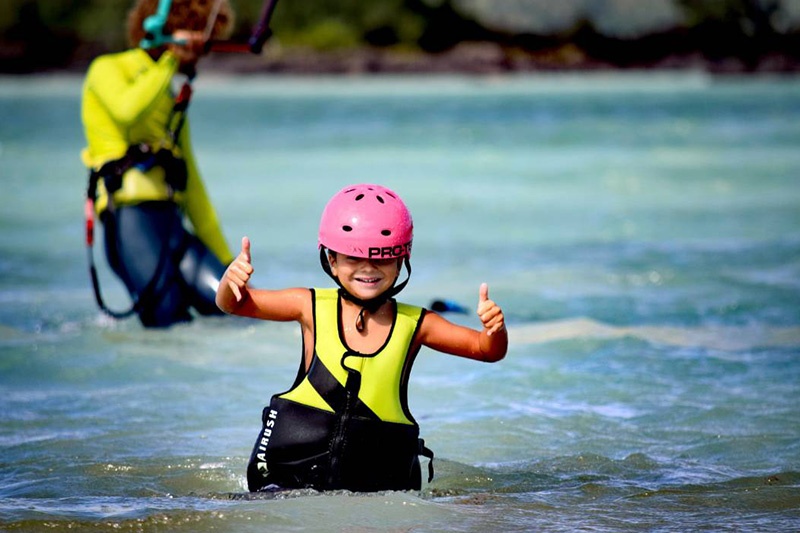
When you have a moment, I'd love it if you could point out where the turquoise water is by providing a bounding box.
[1,72,799,531]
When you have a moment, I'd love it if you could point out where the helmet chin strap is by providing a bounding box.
[319,249,412,331]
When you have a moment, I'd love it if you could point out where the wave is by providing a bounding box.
[511,317,800,351]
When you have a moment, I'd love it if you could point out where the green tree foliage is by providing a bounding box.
[271,0,427,50]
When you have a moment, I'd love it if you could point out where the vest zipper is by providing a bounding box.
[326,369,360,488]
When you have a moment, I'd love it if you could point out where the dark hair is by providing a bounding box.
[126,0,235,49]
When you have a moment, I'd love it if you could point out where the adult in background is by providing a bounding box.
[81,0,236,327]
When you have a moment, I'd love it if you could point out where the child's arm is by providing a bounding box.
[417,283,507,362]
[215,236,310,322]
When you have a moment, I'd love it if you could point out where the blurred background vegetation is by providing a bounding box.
[1,0,799,73]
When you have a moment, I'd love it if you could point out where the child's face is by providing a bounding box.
[329,253,401,301]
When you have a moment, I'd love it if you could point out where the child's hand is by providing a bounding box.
[477,283,505,336]
[224,236,254,302]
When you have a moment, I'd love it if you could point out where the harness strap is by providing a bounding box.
[168,81,192,145]
[419,439,435,483]
[84,192,138,319]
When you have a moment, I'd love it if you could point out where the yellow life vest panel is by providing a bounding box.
[279,288,421,424]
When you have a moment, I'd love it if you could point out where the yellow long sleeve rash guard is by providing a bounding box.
[81,48,233,265]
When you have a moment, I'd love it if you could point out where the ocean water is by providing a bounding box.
[1,72,799,532]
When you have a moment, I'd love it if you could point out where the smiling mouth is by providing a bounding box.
[356,277,382,284]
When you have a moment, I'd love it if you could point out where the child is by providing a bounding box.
[216,184,507,492]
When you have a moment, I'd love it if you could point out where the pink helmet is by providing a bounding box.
[318,184,413,259]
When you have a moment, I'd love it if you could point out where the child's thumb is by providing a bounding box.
[479,282,489,303]
[242,236,251,262]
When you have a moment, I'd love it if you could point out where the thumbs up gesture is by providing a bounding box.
[223,236,254,303]
[477,282,505,336]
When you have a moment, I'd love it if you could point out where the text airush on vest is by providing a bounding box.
[256,409,278,475]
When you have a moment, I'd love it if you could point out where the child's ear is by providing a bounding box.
[328,252,338,273]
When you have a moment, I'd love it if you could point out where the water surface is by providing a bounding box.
[1,72,799,531]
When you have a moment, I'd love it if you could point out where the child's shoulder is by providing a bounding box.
[313,287,338,300]
[396,300,425,320]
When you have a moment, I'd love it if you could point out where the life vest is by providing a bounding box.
[246,288,434,492]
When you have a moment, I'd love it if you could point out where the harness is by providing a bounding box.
[84,81,192,319]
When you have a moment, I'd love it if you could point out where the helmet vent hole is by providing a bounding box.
[342,225,353,232]
[381,229,391,236]
[376,195,385,204]
[355,194,364,201]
